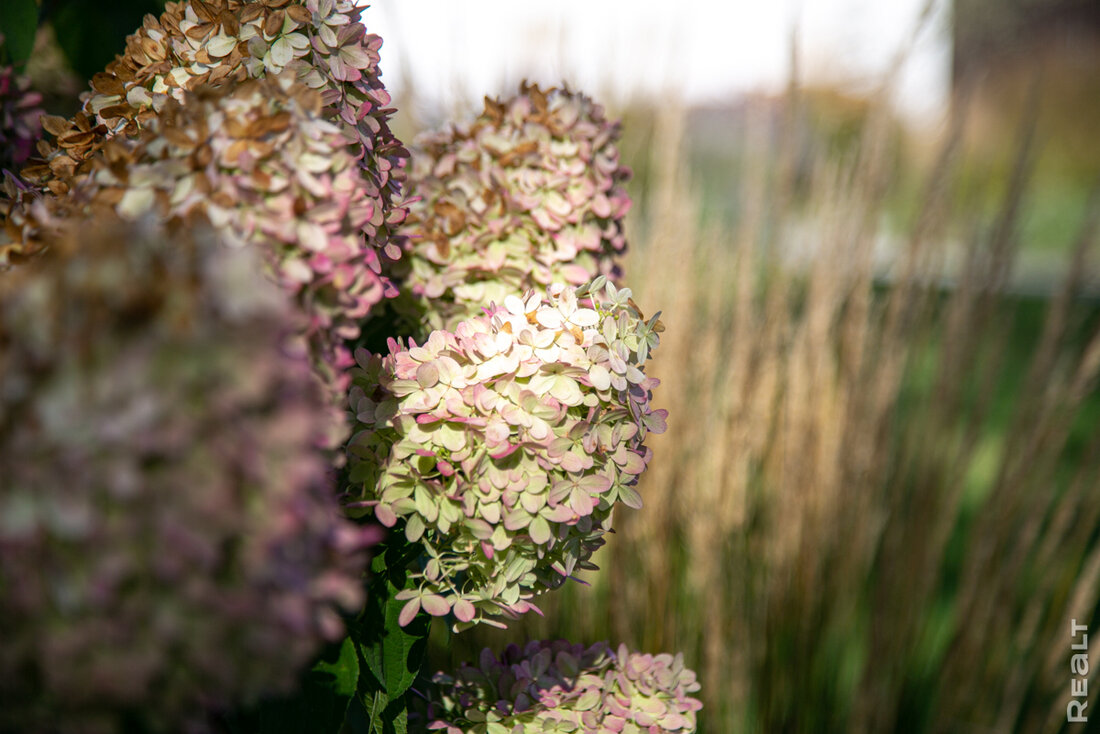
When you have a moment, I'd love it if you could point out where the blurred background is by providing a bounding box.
[369,0,948,121]
[11,0,1100,731]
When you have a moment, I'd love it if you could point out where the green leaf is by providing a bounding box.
[381,588,429,701]
[0,0,37,67]
[361,690,389,734]
[358,684,409,734]
[392,706,408,734]
[221,636,362,734]
[354,536,430,734]
[313,635,360,700]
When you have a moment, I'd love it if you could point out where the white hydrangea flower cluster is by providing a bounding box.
[346,278,666,628]
[423,640,702,734]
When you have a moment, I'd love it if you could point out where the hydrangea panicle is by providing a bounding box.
[0,216,377,732]
[396,83,632,331]
[346,278,667,628]
[422,639,702,733]
[12,0,406,245]
[5,74,392,411]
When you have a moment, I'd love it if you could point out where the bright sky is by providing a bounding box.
[365,0,952,123]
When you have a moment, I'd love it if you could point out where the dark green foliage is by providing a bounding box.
[0,0,37,66]
[221,536,431,734]
[225,638,362,734]
[355,538,432,734]
[44,0,165,80]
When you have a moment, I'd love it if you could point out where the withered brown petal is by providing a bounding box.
[218,10,240,36]
[91,73,127,96]
[141,37,166,62]
[191,0,216,23]
[99,105,137,120]
[264,10,284,37]
[194,145,213,167]
[249,111,291,137]
[40,115,72,137]
[48,156,78,179]
[73,112,93,133]
[285,4,311,25]
[97,188,125,206]
[240,4,264,23]
[20,163,50,181]
[225,117,251,139]
[57,131,98,148]
[221,139,250,167]
[251,141,275,159]
[207,64,233,86]
[163,128,197,148]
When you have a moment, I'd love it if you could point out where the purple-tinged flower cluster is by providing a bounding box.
[11,0,406,251]
[0,216,376,733]
[397,83,632,330]
[5,75,391,409]
[346,278,666,628]
[0,62,44,173]
[423,640,702,733]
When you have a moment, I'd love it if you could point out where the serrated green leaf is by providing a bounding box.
[381,585,429,701]
[355,536,430,734]
[362,690,388,734]
[392,707,408,734]
[359,686,411,734]
[0,0,37,66]
[313,635,360,699]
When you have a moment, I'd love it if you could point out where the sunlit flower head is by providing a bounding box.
[423,640,702,733]
[346,278,666,628]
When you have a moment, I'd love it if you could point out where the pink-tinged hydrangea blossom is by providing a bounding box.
[422,640,702,734]
[5,75,390,410]
[346,278,666,628]
[0,63,44,173]
[8,0,406,255]
[397,83,632,330]
[0,217,377,733]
